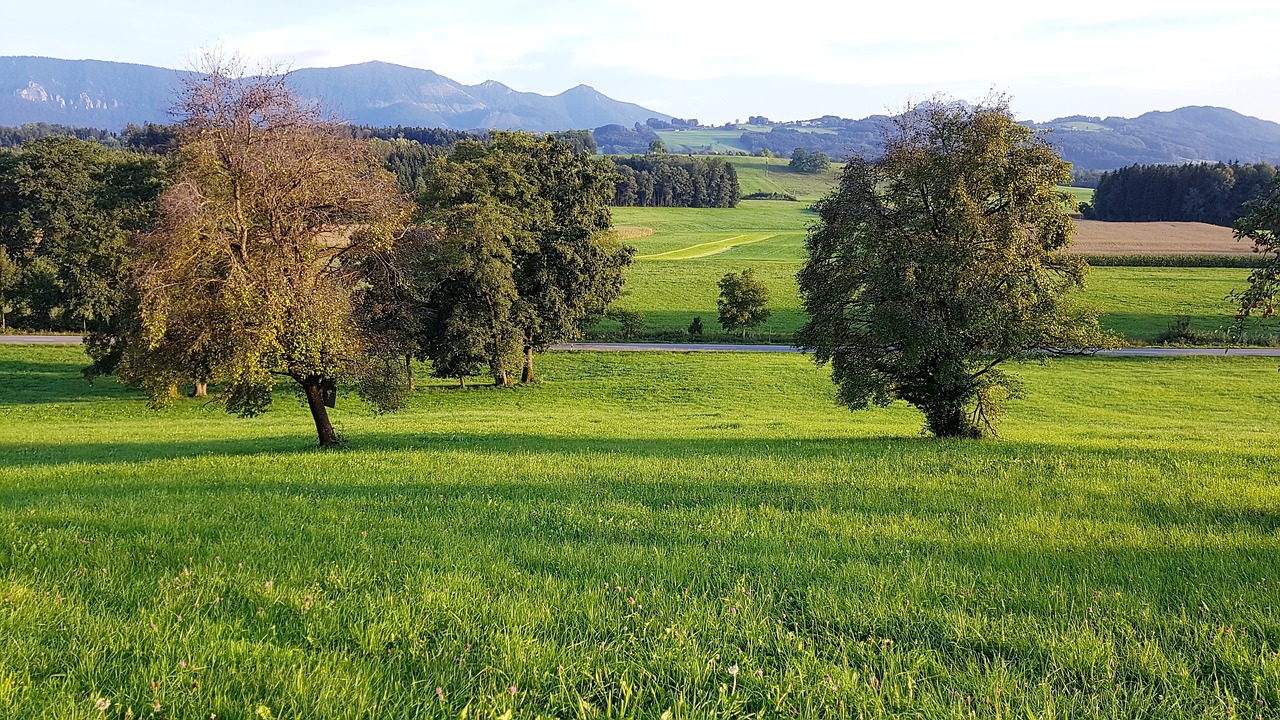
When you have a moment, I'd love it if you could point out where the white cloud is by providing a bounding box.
[2,0,1278,122]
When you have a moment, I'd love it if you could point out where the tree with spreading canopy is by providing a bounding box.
[120,56,410,447]
[796,97,1113,438]
[409,132,631,386]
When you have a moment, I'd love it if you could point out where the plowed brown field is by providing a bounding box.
[1071,220,1248,255]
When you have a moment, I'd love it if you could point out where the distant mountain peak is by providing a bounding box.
[0,56,671,132]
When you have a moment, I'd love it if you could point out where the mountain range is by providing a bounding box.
[3,56,1280,170]
[0,56,670,132]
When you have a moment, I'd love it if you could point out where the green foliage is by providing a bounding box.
[0,246,16,331]
[788,147,831,173]
[121,57,410,446]
[1233,174,1280,323]
[411,131,634,385]
[3,346,1280,718]
[1077,253,1269,268]
[798,98,1115,438]
[716,268,771,336]
[687,315,703,336]
[0,136,164,331]
[607,308,646,338]
[611,156,740,208]
[647,138,667,155]
[1087,161,1275,225]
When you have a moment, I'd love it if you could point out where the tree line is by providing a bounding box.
[1082,161,1276,225]
[3,59,635,447]
[610,156,739,208]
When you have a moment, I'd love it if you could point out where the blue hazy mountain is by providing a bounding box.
[0,57,670,132]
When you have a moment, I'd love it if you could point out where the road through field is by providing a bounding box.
[553,342,1280,356]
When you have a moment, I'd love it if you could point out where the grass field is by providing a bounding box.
[656,127,838,155]
[2,345,1279,718]
[602,202,1271,344]
[724,157,842,203]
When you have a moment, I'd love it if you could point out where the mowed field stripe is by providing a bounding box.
[636,232,777,260]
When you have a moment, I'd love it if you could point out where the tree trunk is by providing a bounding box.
[405,354,415,392]
[521,344,535,383]
[458,374,466,389]
[191,382,208,398]
[493,371,511,387]
[300,377,340,447]
[923,401,981,439]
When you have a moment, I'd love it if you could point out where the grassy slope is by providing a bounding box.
[1,346,1279,718]
[605,201,1267,343]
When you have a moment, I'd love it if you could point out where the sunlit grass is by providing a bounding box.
[603,202,1265,343]
[1,345,1279,718]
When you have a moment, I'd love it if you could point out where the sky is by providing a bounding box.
[7,0,1280,124]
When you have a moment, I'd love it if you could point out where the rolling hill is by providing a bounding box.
[0,57,670,132]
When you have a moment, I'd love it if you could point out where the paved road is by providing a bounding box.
[0,335,84,344]
[552,342,1280,357]
[5,335,1280,357]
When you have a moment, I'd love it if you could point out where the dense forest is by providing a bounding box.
[610,156,739,208]
[1083,161,1276,225]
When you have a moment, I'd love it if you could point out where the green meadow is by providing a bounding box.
[2,345,1279,718]
[601,200,1261,344]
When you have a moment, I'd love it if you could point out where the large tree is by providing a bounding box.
[507,133,632,383]
[796,98,1112,438]
[411,132,631,385]
[1233,174,1280,324]
[121,57,410,446]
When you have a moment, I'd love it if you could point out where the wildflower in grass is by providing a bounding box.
[728,664,739,694]
[435,687,444,701]
[178,660,187,668]
[94,697,111,712]
[509,685,518,696]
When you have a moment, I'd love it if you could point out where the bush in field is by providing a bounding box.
[717,269,771,336]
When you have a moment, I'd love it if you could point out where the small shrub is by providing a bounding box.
[608,309,646,339]
[1155,315,1200,344]
[687,316,703,336]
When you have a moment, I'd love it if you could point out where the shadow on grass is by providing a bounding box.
[3,428,1276,534]
[0,357,145,405]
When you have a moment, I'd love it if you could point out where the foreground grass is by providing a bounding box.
[2,346,1279,718]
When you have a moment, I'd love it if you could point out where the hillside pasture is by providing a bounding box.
[604,202,1269,343]
[1,346,1279,718]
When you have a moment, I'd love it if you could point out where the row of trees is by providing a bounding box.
[0,137,164,332]
[12,57,634,448]
[611,156,739,208]
[1083,161,1276,225]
